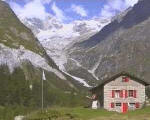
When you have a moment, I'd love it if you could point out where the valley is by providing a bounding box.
[1,0,150,119]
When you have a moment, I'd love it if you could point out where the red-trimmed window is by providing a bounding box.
[122,77,129,82]
[135,102,140,108]
[113,90,124,98]
[128,90,137,98]
[111,102,114,108]
[129,90,134,97]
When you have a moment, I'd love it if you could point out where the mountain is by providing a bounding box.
[18,14,110,86]
[0,0,86,109]
[66,0,150,85]
[20,16,110,70]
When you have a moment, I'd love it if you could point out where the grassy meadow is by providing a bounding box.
[25,106,150,120]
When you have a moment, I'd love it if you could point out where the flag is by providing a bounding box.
[42,70,46,80]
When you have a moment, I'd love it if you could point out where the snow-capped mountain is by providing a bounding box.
[19,16,110,71]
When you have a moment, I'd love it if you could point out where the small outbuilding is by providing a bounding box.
[90,71,150,113]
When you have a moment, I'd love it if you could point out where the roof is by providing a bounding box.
[90,71,150,92]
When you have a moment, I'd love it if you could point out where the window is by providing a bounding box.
[129,90,134,97]
[128,103,135,110]
[111,103,114,108]
[129,103,135,107]
[115,90,120,98]
[113,90,123,98]
[129,103,140,108]
[122,76,129,82]
[116,103,121,107]
[128,90,137,98]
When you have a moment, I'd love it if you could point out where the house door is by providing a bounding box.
[122,103,128,113]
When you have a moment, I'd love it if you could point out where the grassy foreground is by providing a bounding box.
[26,106,150,120]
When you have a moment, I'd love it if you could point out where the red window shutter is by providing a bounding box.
[125,77,129,82]
[111,102,114,108]
[120,90,123,98]
[134,90,137,98]
[112,90,115,98]
[135,102,140,108]
[125,90,128,98]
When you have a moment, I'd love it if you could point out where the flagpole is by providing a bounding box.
[42,71,44,110]
[42,70,46,110]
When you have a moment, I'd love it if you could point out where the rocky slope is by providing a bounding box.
[0,1,86,108]
[67,0,150,85]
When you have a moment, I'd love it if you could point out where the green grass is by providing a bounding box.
[0,105,33,120]
[26,106,150,120]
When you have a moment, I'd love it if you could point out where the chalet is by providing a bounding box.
[90,72,150,113]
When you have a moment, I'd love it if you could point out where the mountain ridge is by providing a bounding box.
[19,14,110,71]
[17,10,110,86]
[66,0,150,85]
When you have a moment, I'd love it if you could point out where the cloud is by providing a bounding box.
[42,0,52,4]
[71,4,88,17]
[51,2,66,22]
[100,0,139,18]
[9,0,139,22]
[125,0,139,7]
[9,0,51,20]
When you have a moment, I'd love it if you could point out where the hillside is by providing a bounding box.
[66,0,150,85]
[0,0,86,111]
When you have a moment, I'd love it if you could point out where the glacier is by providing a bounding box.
[19,17,110,71]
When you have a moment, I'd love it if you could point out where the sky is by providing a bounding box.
[5,0,139,23]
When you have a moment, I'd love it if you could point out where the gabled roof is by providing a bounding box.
[90,71,150,92]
